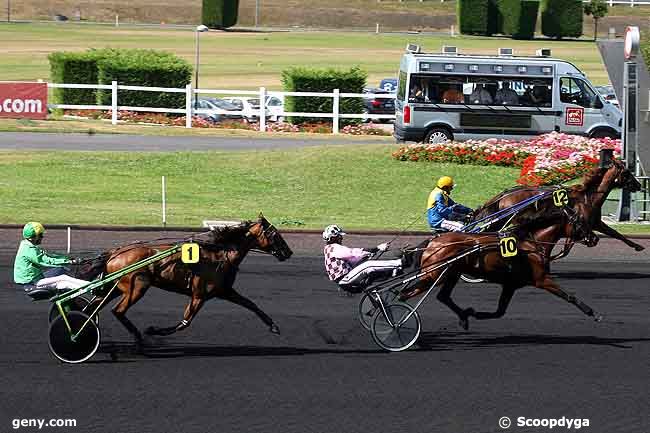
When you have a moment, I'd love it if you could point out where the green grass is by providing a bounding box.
[0,145,520,229]
[0,22,611,89]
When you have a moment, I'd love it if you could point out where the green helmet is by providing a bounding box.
[23,222,45,239]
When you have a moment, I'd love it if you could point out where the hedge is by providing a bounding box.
[96,49,192,109]
[541,0,583,39]
[202,0,239,29]
[281,67,367,125]
[48,51,103,105]
[458,0,491,35]
[498,0,539,40]
[641,33,650,70]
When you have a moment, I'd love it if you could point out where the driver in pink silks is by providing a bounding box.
[322,224,408,293]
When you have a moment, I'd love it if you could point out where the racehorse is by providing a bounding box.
[401,208,600,330]
[472,150,644,258]
[78,214,292,345]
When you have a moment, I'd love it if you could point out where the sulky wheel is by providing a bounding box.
[460,274,485,284]
[48,297,97,325]
[358,289,400,331]
[48,311,100,364]
[371,303,421,352]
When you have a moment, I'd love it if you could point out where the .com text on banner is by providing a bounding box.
[0,82,48,120]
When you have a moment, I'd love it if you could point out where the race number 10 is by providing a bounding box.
[553,189,569,207]
[499,237,518,257]
[181,243,200,264]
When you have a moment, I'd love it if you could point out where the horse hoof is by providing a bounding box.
[270,324,281,335]
[635,245,645,252]
[144,326,158,336]
[594,313,603,323]
[459,318,470,331]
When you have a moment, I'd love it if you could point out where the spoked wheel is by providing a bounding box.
[48,311,101,364]
[371,303,421,352]
[460,274,485,284]
[358,289,400,330]
[48,297,97,324]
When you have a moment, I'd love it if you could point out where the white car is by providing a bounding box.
[221,97,268,123]
[265,95,285,122]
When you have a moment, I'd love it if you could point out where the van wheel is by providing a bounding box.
[590,129,617,139]
[424,128,452,144]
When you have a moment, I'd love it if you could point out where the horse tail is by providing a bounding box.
[76,250,113,281]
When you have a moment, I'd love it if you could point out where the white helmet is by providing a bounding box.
[322,224,346,241]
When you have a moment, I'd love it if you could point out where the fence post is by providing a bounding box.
[333,88,340,134]
[67,226,71,254]
[259,87,266,132]
[186,84,192,128]
[162,175,167,227]
[111,81,118,125]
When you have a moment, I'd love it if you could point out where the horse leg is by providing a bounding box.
[223,288,280,334]
[145,295,205,336]
[470,285,516,320]
[111,273,150,345]
[535,275,603,322]
[435,273,474,330]
[594,220,645,251]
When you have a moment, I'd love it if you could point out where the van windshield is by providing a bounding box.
[408,74,553,108]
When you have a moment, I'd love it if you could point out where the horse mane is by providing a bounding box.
[197,221,255,250]
[574,166,606,193]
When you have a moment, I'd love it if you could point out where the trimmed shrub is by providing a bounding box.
[541,0,583,39]
[641,32,650,70]
[202,0,239,29]
[281,67,367,125]
[458,0,490,35]
[96,49,192,109]
[498,0,539,40]
[48,51,103,105]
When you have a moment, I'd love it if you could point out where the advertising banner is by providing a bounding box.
[0,82,48,120]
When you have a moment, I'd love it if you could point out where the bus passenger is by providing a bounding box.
[469,83,493,105]
[427,176,473,232]
[495,81,519,105]
[442,85,464,104]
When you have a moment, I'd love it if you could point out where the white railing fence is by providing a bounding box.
[378,0,650,5]
[48,82,396,134]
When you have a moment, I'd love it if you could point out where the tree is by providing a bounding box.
[584,0,608,41]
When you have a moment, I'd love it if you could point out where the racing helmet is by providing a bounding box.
[436,176,455,189]
[322,224,346,242]
[23,222,45,239]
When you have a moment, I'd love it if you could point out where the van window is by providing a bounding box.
[397,71,407,101]
[407,74,553,107]
[560,77,599,108]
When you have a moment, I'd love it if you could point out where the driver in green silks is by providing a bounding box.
[13,222,88,292]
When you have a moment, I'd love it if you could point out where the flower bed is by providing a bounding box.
[392,132,620,186]
[62,110,391,136]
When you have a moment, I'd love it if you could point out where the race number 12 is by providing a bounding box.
[499,237,518,257]
[181,243,200,264]
[553,189,569,207]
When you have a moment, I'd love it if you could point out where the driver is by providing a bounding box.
[13,222,89,293]
[322,225,406,291]
[427,176,473,232]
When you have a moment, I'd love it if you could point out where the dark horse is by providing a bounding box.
[79,215,292,345]
[401,205,600,330]
[472,151,644,259]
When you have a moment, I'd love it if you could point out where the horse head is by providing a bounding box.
[248,214,293,261]
[609,159,642,192]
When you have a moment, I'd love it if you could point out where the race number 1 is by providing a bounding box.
[553,189,569,207]
[181,243,200,264]
[499,237,518,257]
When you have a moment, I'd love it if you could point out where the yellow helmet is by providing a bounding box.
[23,222,45,239]
[436,176,455,189]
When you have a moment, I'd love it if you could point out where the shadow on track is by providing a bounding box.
[551,271,650,280]
[416,332,650,350]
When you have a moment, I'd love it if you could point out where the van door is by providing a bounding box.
[556,77,605,136]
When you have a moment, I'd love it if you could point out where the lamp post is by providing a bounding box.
[194,24,209,109]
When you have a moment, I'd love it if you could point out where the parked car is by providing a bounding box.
[595,85,619,108]
[265,95,285,122]
[194,98,245,123]
[362,87,396,123]
[221,97,268,122]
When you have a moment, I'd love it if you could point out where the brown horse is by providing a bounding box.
[472,153,644,257]
[401,209,600,330]
[79,215,292,345]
